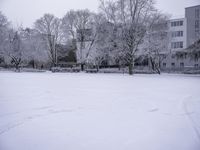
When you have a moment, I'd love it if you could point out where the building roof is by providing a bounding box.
[169,17,185,21]
[185,5,200,9]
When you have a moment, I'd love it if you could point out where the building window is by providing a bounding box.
[179,54,184,59]
[195,9,200,18]
[171,31,183,37]
[184,53,187,59]
[180,62,184,68]
[180,21,183,26]
[171,41,184,49]
[180,42,183,48]
[195,20,199,29]
[171,63,175,67]
[179,31,183,37]
[194,64,199,68]
[171,21,183,27]
[171,54,175,59]
[163,63,166,67]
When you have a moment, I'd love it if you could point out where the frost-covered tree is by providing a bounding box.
[100,0,159,75]
[143,14,169,74]
[20,28,49,68]
[0,11,10,63]
[75,10,94,70]
[61,10,78,40]
[62,9,94,70]
[89,18,119,68]
[186,39,200,60]
[0,13,28,70]
[34,14,62,67]
[62,9,123,70]
[5,30,25,70]
[75,13,116,70]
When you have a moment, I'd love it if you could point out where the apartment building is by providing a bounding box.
[161,5,200,70]
[168,18,187,51]
[186,5,200,47]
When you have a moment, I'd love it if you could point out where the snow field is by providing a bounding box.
[0,72,200,150]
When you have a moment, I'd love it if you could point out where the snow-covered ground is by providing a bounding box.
[0,72,200,150]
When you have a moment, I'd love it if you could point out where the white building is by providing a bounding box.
[161,5,200,71]
[168,18,187,51]
[186,5,200,47]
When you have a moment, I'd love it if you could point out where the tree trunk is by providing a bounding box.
[155,66,161,74]
[96,65,99,72]
[118,64,121,71]
[150,58,155,71]
[128,55,135,75]
[128,62,134,75]
[32,60,35,69]
[81,63,84,71]
[54,62,57,67]
[13,58,21,72]
[15,63,20,72]
[155,64,161,75]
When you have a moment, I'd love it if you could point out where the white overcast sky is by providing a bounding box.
[0,0,200,28]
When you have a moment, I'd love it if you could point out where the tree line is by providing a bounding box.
[0,0,170,74]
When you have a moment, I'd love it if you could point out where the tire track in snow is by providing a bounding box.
[0,108,75,136]
[182,96,200,142]
[0,122,25,135]
[0,105,53,118]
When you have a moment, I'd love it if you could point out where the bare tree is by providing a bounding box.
[21,28,49,68]
[62,10,119,70]
[144,14,169,74]
[61,10,78,40]
[76,10,95,71]
[0,13,27,70]
[77,12,119,71]
[34,14,62,67]
[5,30,24,71]
[62,9,93,70]
[100,0,158,75]
[90,19,119,69]
[0,11,10,63]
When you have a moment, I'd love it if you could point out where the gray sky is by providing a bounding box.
[0,0,200,28]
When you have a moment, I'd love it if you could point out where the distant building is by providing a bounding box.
[161,5,200,71]
[185,5,200,47]
[76,28,93,65]
[168,18,187,51]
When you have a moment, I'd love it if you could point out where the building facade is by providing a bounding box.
[186,5,200,47]
[161,5,200,71]
[168,18,187,51]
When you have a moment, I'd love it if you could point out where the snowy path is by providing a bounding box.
[0,72,200,150]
